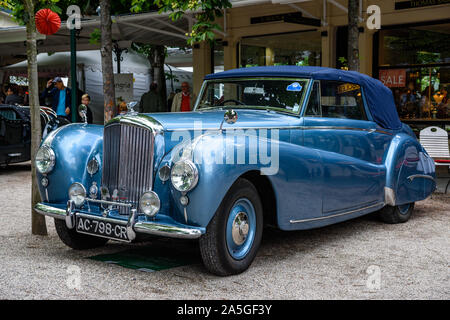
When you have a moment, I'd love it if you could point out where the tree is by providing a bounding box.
[1,0,94,236]
[131,0,232,45]
[24,0,47,235]
[99,0,116,122]
[2,0,47,235]
[347,0,359,71]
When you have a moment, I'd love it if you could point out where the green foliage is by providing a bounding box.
[2,0,96,25]
[89,28,101,44]
[132,0,232,45]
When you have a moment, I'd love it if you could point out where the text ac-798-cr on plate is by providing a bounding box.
[76,214,130,242]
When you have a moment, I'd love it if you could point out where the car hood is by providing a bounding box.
[144,109,298,131]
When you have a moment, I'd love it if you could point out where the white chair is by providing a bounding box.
[420,126,450,193]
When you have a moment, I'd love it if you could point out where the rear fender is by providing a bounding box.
[384,133,435,206]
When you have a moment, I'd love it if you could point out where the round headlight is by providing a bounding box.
[35,145,55,174]
[87,158,99,175]
[68,183,86,207]
[170,160,198,192]
[139,191,160,217]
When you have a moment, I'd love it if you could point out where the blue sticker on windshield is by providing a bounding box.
[286,82,303,92]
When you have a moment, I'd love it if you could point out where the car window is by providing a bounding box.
[318,81,367,120]
[304,81,321,117]
[0,108,18,121]
[197,78,309,114]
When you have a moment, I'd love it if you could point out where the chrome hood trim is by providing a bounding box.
[106,114,164,135]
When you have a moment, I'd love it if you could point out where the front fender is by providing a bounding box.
[37,123,104,203]
[157,130,280,228]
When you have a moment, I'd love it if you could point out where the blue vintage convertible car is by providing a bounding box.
[34,66,436,275]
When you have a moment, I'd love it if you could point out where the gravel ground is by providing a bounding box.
[0,162,449,300]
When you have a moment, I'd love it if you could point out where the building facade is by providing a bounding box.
[193,0,450,134]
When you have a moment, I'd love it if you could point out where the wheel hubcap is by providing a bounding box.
[226,198,256,260]
[231,212,249,246]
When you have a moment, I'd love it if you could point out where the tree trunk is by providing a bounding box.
[347,0,360,71]
[24,0,47,236]
[149,45,167,106]
[100,0,116,123]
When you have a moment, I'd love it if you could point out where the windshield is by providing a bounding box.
[196,78,309,114]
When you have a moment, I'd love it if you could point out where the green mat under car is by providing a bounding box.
[88,244,200,272]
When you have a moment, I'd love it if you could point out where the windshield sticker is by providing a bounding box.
[292,103,300,113]
[286,82,303,92]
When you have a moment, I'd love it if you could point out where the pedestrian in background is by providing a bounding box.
[171,82,196,112]
[138,82,165,113]
[41,77,72,121]
[5,85,24,105]
[77,94,93,124]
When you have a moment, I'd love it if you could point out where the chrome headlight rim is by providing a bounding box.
[87,158,99,175]
[170,159,199,193]
[68,182,86,207]
[35,145,56,174]
[139,191,160,217]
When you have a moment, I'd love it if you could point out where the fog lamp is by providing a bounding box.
[139,191,160,217]
[68,182,86,207]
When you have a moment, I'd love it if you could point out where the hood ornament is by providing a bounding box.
[224,109,238,124]
[78,104,88,124]
[127,101,138,115]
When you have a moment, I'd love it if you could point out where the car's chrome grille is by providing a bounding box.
[102,122,154,214]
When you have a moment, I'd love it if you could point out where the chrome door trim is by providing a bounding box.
[407,174,435,182]
[289,202,384,224]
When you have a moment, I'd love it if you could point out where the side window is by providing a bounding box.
[304,81,321,117]
[320,81,367,120]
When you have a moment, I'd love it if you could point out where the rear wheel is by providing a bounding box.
[54,219,109,250]
[199,178,263,276]
[378,202,415,224]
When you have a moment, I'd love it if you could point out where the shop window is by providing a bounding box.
[212,41,224,73]
[377,22,450,135]
[240,31,321,68]
[382,66,450,121]
[379,23,450,66]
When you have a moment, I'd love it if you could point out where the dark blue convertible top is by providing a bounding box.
[204,66,402,130]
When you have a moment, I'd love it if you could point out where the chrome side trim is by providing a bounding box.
[34,202,66,220]
[133,221,203,239]
[407,174,435,182]
[166,126,392,135]
[289,202,384,224]
[384,187,396,206]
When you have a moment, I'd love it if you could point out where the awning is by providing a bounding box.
[0,11,195,57]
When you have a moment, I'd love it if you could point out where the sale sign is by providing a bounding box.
[379,69,406,88]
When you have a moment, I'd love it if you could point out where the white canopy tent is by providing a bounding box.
[2,50,192,124]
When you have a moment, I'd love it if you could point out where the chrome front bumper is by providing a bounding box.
[34,202,204,240]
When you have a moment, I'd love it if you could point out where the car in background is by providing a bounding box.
[33,66,436,276]
[0,104,67,166]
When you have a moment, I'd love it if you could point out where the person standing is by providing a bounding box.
[171,82,196,112]
[77,94,93,124]
[4,85,24,105]
[41,77,72,121]
[138,82,165,113]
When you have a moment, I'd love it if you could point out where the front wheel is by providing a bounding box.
[199,178,263,276]
[378,202,415,224]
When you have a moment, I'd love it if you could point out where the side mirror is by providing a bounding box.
[78,104,88,124]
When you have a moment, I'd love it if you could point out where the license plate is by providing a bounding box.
[76,215,130,242]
